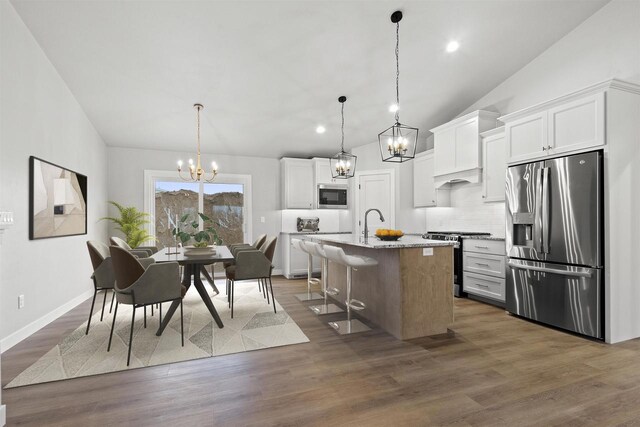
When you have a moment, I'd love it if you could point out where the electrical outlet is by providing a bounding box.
[18,294,25,309]
[260,216,266,223]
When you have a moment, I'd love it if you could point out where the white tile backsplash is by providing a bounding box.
[425,182,505,237]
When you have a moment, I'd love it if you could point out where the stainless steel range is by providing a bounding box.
[422,231,491,297]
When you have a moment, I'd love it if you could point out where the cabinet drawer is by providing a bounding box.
[463,272,505,302]
[463,252,505,278]
[463,239,505,256]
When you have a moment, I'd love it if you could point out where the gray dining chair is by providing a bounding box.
[225,236,277,318]
[110,236,158,258]
[108,246,185,366]
[86,241,116,335]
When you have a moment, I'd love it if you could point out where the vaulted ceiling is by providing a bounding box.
[11,0,608,158]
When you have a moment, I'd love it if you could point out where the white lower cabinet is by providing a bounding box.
[463,272,505,302]
[281,233,321,279]
[463,238,506,304]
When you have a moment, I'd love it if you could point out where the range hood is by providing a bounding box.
[434,167,482,188]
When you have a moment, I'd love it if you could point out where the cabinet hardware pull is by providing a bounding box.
[547,145,552,150]
[475,262,491,267]
[475,245,489,249]
[476,284,489,288]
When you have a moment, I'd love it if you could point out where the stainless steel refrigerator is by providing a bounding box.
[505,150,603,339]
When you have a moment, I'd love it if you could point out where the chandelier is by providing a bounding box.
[330,96,357,179]
[177,104,218,182]
[378,10,418,163]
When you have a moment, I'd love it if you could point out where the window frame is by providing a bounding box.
[143,169,252,246]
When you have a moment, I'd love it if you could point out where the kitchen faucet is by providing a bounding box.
[363,208,385,242]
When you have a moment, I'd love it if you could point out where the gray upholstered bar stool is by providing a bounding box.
[302,241,343,315]
[291,238,322,301]
[322,245,377,334]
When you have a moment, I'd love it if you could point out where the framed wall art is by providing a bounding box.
[29,156,87,239]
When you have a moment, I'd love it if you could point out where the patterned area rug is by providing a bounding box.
[6,280,309,388]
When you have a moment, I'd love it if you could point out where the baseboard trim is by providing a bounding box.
[0,289,93,354]
[0,404,6,426]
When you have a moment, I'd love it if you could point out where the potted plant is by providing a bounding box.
[101,201,154,248]
[173,212,221,254]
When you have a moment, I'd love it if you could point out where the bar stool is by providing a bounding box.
[302,241,343,315]
[323,245,377,335]
[291,238,322,301]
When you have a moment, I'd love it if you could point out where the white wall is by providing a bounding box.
[107,147,284,269]
[0,1,109,349]
[459,0,640,116]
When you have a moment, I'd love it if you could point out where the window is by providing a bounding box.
[144,170,252,249]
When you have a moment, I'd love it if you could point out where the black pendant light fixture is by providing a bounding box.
[330,96,357,179]
[378,10,418,163]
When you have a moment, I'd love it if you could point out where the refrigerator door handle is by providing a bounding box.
[507,261,592,278]
[541,167,550,254]
[533,168,543,252]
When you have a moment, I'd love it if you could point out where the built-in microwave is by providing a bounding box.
[317,184,348,209]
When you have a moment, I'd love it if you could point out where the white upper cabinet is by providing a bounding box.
[504,111,548,164]
[431,110,500,179]
[413,150,450,208]
[548,92,605,155]
[281,158,314,209]
[313,157,338,185]
[501,89,607,164]
[481,127,506,202]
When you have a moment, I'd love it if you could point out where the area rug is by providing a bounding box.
[6,281,309,388]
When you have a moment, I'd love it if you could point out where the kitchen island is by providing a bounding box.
[310,234,456,340]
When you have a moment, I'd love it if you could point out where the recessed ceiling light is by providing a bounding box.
[446,40,460,53]
[316,125,326,134]
[389,104,399,113]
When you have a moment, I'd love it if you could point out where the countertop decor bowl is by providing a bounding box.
[183,245,217,256]
[375,235,403,241]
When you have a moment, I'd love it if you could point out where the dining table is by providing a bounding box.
[151,246,234,335]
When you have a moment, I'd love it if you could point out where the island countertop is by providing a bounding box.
[309,233,456,249]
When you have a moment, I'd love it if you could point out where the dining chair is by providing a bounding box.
[86,241,116,335]
[226,236,274,300]
[108,246,185,366]
[110,236,158,258]
[225,236,277,318]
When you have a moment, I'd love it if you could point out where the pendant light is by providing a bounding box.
[177,104,219,182]
[330,96,357,179]
[378,10,418,163]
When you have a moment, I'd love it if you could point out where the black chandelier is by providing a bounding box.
[378,10,418,163]
[330,96,357,179]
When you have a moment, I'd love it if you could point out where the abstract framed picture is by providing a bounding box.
[29,156,87,240]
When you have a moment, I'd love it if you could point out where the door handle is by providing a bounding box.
[533,168,543,252]
[541,167,550,254]
[507,261,592,278]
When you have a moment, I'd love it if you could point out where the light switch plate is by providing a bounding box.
[422,248,434,256]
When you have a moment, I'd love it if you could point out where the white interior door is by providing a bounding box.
[355,170,395,237]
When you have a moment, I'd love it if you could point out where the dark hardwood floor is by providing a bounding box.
[3,277,640,426]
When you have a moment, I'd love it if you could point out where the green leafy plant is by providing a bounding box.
[173,212,222,248]
[101,201,154,248]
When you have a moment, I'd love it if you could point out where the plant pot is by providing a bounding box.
[183,245,217,256]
